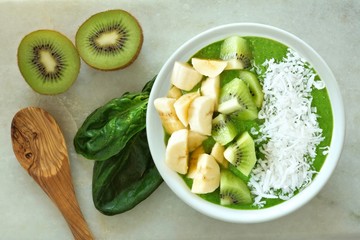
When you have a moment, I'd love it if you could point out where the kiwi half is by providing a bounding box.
[17,30,80,95]
[75,9,143,71]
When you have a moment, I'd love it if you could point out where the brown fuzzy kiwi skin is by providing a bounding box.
[75,10,144,71]
[17,29,81,95]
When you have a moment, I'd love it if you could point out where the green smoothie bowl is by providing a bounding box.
[146,23,345,223]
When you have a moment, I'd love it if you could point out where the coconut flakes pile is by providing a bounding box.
[248,49,327,207]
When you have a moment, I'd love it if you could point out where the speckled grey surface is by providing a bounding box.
[0,0,359,239]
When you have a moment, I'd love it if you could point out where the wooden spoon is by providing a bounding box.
[11,107,93,240]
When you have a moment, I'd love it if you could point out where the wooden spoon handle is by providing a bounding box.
[31,159,93,240]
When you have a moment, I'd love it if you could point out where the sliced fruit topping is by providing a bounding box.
[220,169,252,205]
[167,85,182,99]
[154,97,185,134]
[210,142,228,168]
[238,70,264,108]
[188,131,208,152]
[191,154,220,194]
[154,37,263,206]
[187,146,205,179]
[220,36,252,68]
[188,96,215,136]
[218,78,258,120]
[200,76,220,110]
[223,131,256,177]
[165,129,189,174]
[174,91,200,126]
[191,58,227,78]
[171,61,203,91]
[211,114,237,146]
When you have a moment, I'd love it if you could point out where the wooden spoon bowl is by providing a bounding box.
[11,107,93,240]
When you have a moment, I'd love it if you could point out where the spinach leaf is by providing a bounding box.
[74,77,156,161]
[74,76,162,215]
[92,129,163,215]
[74,91,149,161]
[141,76,155,93]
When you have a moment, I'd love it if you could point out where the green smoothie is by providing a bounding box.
[181,36,333,209]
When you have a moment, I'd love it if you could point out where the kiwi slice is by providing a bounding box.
[211,114,237,146]
[239,70,264,108]
[220,36,252,67]
[223,131,256,177]
[17,30,80,95]
[76,9,143,70]
[220,169,252,205]
[218,78,258,120]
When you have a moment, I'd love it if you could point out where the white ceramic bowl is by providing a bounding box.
[146,23,345,223]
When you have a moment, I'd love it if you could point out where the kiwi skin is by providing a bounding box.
[75,9,144,71]
[17,29,80,95]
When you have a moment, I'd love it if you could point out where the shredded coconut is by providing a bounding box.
[249,49,327,207]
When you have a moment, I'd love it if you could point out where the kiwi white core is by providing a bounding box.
[96,31,121,47]
[39,50,57,73]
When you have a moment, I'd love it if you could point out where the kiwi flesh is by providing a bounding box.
[75,9,143,71]
[223,131,256,177]
[218,78,258,120]
[220,36,252,68]
[238,70,264,108]
[220,169,252,205]
[211,114,237,146]
[17,30,80,95]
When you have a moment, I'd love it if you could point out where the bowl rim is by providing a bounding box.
[146,23,345,223]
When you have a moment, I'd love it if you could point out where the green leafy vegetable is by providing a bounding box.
[93,129,162,215]
[141,77,155,93]
[74,76,163,215]
[74,92,149,161]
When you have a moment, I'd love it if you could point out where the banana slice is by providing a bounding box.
[171,61,203,91]
[191,154,220,194]
[200,76,220,110]
[154,97,185,134]
[210,142,228,168]
[174,91,200,126]
[187,146,205,179]
[165,129,189,174]
[188,131,208,152]
[191,58,227,78]
[167,85,182,99]
[188,96,215,136]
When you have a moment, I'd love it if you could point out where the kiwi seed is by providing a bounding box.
[17,30,80,95]
[75,9,143,71]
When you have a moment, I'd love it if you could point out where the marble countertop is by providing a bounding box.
[1,0,359,239]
